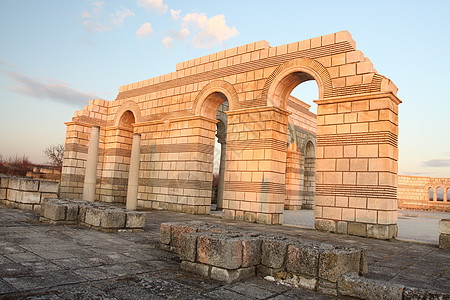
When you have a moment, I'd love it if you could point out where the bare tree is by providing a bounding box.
[44,144,64,168]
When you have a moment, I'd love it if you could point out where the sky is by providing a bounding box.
[0,0,449,177]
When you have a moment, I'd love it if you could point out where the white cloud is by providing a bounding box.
[4,71,98,107]
[181,13,238,48]
[162,36,173,48]
[110,8,135,27]
[81,2,134,33]
[170,9,181,20]
[170,28,190,40]
[137,22,153,38]
[137,0,167,13]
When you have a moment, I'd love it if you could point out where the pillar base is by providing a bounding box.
[315,219,397,240]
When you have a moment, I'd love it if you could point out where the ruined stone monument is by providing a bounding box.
[61,31,400,239]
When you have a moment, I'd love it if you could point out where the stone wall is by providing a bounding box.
[0,175,59,211]
[398,175,450,212]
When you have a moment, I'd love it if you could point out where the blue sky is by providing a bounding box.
[0,0,449,177]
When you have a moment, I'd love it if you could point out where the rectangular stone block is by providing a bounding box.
[0,175,9,188]
[180,261,210,278]
[39,181,59,193]
[286,243,320,278]
[338,272,403,300]
[84,207,102,227]
[66,203,80,221]
[171,224,198,253]
[319,248,361,282]
[0,188,6,200]
[19,178,39,191]
[179,233,198,262]
[241,237,262,267]
[347,222,367,237]
[197,234,242,269]
[20,191,41,204]
[100,209,126,228]
[160,223,173,245]
[125,211,145,228]
[42,201,67,221]
[261,237,290,269]
[439,219,450,235]
[7,189,21,202]
[7,177,21,189]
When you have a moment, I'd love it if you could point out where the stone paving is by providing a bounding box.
[0,205,449,299]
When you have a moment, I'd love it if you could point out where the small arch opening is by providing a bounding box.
[437,186,444,202]
[429,187,434,201]
[447,187,450,202]
[119,110,135,129]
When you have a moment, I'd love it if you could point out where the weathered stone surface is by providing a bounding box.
[100,209,126,228]
[197,234,242,269]
[38,181,59,193]
[160,223,172,245]
[360,248,368,275]
[180,261,210,278]
[261,237,290,268]
[66,203,79,221]
[84,207,102,227]
[0,188,6,200]
[439,234,450,250]
[179,233,198,262]
[319,247,361,282]
[256,264,285,278]
[7,177,21,189]
[286,243,320,278]
[241,237,262,267]
[125,211,145,228]
[0,175,9,188]
[19,178,39,192]
[315,219,336,232]
[348,222,367,237]
[42,201,66,221]
[7,189,21,202]
[20,191,41,204]
[317,278,337,296]
[338,272,404,300]
[171,224,197,253]
[210,266,255,283]
[402,286,449,300]
[367,224,393,240]
[439,219,450,235]
[336,221,348,234]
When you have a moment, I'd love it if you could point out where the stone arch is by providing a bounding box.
[286,122,298,147]
[262,58,332,110]
[193,80,238,119]
[428,187,434,201]
[113,101,142,127]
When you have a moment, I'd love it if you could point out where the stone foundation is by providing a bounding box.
[0,175,59,211]
[160,221,366,292]
[40,198,145,231]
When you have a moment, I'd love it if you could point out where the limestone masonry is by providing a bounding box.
[61,31,401,239]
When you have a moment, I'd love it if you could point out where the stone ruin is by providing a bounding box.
[60,31,401,239]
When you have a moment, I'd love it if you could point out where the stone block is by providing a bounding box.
[286,243,320,278]
[100,209,126,228]
[180,261,210,278]
[19,178,39,191]
[282,273,318,290]
[347,222,367,237]
[210,266,255,284]
[197,234,243,269]
[360,248,368,275]
[41,193,58,201]
[319,247,361,282]
[439,219,450,235]
[84,207,102,227]
[336,221,348,234]
[317,278,337,296]
[8,177,21,189]
[367,224,396,239]
[20,191,41,204]
[315,219,336,232]
[7,189,21,201]
[338,272,403,300]
[241,237,262,267]
[439,234,450,250]
[39,181,59,193]
[0,175,9,188]
[171,224,198,253]
[160,223,173,245]
[42,201,67,221]
[0,188,6,200]
[17,203,33,210]
[179,233,198,262]
[125,211,145,228]
[66,203,79,221]
[402,286,449,300]
[261,237,290,269]
[256,264,285,278]
[78,205,87,223]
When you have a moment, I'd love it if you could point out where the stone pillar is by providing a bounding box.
[126,133,141,210]
[222,107,288,225]
[83,126,100,202]
[217,141,226,209]
[285,143,301,210]
[314,92,401,239]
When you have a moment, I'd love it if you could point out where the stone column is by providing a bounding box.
[126,133,141,210]
[83,126,100,202]
[216,140,226,209]
[314,92,401,239]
